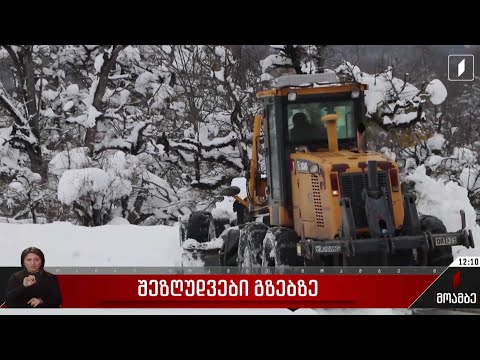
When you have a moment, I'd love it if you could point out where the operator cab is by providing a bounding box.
[286,95,359,151]
[271,73,367,152]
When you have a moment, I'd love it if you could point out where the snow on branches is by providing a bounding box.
[336,61,447,129]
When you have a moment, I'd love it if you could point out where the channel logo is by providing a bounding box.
[448,54,474,81]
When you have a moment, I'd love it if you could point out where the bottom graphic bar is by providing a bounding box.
[6,270,478,309]
[41,274,439,308]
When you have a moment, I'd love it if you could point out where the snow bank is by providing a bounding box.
[407,165,475,230]
[108,217,130,225]
[406,165,480,256]
[459,168,480,195]
[0,222,182,267]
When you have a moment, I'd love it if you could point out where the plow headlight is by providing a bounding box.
[397,159,406,169]
[309,164,319,174]
[288,92,297,101]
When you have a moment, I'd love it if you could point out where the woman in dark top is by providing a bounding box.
[5,247,62,308]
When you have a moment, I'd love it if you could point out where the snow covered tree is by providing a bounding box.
[0,46,48,179]
[0,45,135,222]
[136,45,261,216]
[414,77,480,217]
[260,45,334,78]
[52,45,183,225]
[6,44,473,228]
[335,61,447,131]
[0,45,64,222]
[259,47,446,133]
[47,45,263,225]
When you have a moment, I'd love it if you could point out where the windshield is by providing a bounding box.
[287,100,356,145]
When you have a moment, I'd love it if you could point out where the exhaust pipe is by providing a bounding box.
[321,113,339,152]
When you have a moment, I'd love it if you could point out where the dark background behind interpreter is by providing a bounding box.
[0,267,21,305]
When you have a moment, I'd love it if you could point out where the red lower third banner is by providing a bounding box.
[57,274,438,308]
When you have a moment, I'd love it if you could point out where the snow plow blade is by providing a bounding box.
[299,229,474,259]
[181,247,222,267]
[179,212,227,267]
[179,225,223,267]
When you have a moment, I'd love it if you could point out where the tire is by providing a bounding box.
[185,211,216,243]
[238,223,268,267]
[219,227,240,266]
[262,227,299,267]
[419,215,453,266]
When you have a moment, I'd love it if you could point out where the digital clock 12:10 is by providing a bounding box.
[458,258,480,266]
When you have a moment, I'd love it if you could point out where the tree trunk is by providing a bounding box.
[28,147,48,180]
[314,45,329,72]
[23,48,39,134]
[3,46,47,180]
[30,207,37,224]
[127,191,146,224]
[284,45,303,74]
[85,45,125,153]
[92,207,103,226]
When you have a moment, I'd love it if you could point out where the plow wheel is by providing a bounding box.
[238,223,268,267]
[262,227,299,267]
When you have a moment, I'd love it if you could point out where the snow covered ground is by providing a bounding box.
[0,221,183,267]
[406,166,480,258]
[1,170,478,315]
